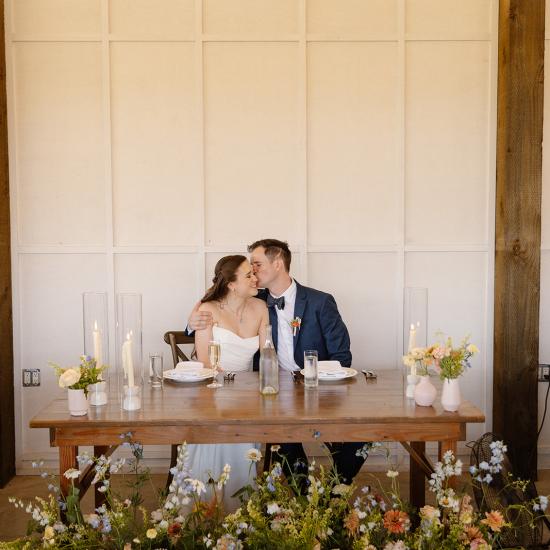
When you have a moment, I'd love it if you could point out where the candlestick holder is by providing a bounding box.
[116,293,143,411]
[403,287,428,397]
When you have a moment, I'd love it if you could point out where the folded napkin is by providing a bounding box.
[318,361,343,372]
[175,360,204,373]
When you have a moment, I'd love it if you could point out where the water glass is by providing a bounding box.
[149,352,164,389]
[304,350,318,389]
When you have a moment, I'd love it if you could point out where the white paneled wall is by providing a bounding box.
[6,0,498,469]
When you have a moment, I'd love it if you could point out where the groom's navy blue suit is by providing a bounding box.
[253,281,351,370]
[255,281,367,485]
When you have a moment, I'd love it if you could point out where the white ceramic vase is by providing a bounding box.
[88,381,108,406]
[67,388,88,416]
[414,375,437,407]
[441,378,461,412]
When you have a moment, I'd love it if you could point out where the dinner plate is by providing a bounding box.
[299,367,357,381]
[163,368,214,382]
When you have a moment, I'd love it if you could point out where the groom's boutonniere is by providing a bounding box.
[290,317,301,336]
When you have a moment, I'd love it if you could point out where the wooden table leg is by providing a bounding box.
[59,445,78,497]
[409,441,426,509]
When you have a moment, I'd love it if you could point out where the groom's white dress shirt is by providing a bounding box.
[269,279,300,372]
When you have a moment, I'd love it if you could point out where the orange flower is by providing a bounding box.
[383,509,410,534]
[481,510,505,532]
[465,526,484,541]
[344,509,360,535]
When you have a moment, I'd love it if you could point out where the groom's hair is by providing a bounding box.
[248,239,291,272]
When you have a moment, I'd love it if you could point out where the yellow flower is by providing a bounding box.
[467,344,479,354]
[146,528,158,539]
[43,526,55,540]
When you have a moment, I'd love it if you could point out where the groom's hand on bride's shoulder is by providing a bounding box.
[188,300,213,331]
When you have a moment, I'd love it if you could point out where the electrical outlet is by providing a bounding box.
[538,364,550,382]
[31,369,40,386]
[23,369,40,387]
[22,369,32,387]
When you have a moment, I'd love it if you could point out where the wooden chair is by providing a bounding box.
[163,331,195,366]
[164,331,195,490]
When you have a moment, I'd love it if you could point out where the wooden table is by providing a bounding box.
[30,370,484,507]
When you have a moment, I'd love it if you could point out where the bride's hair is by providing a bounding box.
[201,255,247,303]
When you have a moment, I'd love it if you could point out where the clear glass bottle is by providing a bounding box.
[260,324,279,395]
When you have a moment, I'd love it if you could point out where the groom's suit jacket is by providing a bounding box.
[253,281,352,370]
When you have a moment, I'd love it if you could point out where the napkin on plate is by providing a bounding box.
[175,360,205,373]
[318,361,343,372]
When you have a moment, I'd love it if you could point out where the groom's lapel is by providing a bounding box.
[293,282,307,349]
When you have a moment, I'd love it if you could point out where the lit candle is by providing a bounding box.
[122,332,134,388]
[408,323,417,376]
[407,323,416,352]
[93,321,102,378]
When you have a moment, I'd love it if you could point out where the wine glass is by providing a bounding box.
[207,340,223,388]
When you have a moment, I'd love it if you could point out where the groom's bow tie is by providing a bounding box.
[267,295,285,310]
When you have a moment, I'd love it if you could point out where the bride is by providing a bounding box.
[189,254,268,511]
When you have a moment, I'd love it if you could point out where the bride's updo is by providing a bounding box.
[201,255,247,303]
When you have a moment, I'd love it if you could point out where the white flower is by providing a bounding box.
[270,445,281,452]
[246,448,262,463]
[266,502,280,515]
[186,478,206,495]
[63,468,80,480]
[151,509,163,522]
[159,520,168,529]
[58,368,81,388]
[386,470,399,478]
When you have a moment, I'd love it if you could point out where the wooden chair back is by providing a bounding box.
[163,331,195,367]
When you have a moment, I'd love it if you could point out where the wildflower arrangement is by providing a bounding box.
[49,355,107,395]
[2,438,549,549]
[402,335,479,380]
[425,334,479,380]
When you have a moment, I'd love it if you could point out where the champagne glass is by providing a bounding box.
[207,340,223,388]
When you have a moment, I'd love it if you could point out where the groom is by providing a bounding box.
[188,238,367,485]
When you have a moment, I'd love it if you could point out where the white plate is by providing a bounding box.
[300,367,357,381]
[164,368,214,382]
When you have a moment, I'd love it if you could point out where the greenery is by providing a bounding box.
[1,438,548,549]
[49,355,108,395]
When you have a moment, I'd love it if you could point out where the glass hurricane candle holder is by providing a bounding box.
[83,292,109,405]
[116,293,143,411]
[403,287,428,397]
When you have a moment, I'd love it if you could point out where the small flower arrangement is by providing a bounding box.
[49,355,107,395]
[402,347,430,376]
[403,334,479,380]
[425,334,479,380]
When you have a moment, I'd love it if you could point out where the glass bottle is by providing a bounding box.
[260,324,279,395]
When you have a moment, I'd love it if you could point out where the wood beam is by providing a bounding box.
[494,0,545,479]
[0,0,15,488]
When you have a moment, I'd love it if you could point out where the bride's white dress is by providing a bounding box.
[187,325,259,511]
